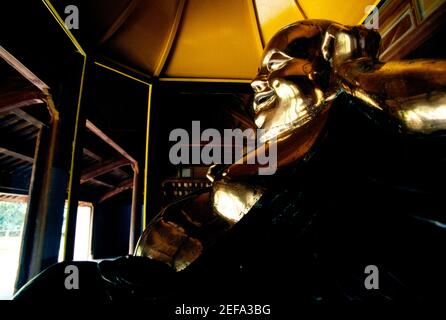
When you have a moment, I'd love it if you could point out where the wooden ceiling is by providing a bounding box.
[0,47,137,203]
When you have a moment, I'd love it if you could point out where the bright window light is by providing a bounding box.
[0,200,26,300]
[58,203,93,262]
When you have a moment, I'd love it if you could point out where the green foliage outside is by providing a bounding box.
[0,202,26,231]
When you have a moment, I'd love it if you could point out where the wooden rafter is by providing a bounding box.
[12,109,45,128]
[83,147,130,178]
[0,46,49,92]
[80,157,129,183]
[83,148,102,161]
[98,178,133,203]
[0,147,33,163]
[0,88,45,115]
[89,178,115,189]
[86,120,137,165]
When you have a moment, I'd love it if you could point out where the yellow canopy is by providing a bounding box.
[55,0,381,81]
[163,0,380,80]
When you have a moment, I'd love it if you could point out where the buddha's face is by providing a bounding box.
[251,20,380,142]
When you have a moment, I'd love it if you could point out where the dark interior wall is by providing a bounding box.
[84,65,149,163]
[91,192,131,259]
[145,81,253,221]
[83,65,149,258]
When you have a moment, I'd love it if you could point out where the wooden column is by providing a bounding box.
[63,62,90,262]
[63,116,86,261]
[15,114,66,290]
[129,164,141,254]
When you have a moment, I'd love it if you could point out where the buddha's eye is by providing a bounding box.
[266,51,293,71]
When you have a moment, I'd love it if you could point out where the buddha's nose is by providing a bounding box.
[251,76,269,93]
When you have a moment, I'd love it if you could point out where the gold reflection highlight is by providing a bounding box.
[213,180,264,222]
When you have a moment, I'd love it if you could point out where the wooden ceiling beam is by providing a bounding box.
[83,147,131,178]
[0,88,45,116]
[89,178,115,189]
[83,148,102,161]
[86,120,137,165]
[81,157,129,183]
[0,46,49,92]
[12,109,45,128]
[98,178,133,203]
[0,147,34,163]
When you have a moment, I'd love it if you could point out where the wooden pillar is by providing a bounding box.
[129,164,141,254]
[63,63,90,262]
[15,115,66,290]
[63,117,86,261]
[15,127,44,291]
[15,66,86,291]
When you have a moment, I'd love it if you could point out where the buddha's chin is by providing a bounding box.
[256,99,315,143]
[256,116,297,143]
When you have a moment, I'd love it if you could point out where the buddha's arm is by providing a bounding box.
[337,58,446,133]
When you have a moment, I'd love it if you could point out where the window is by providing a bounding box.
[0,196,93,300]
[0,199,27,300]
[58,202,93,262]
